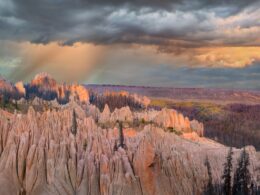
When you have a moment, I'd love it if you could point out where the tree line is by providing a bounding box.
[89,92,143,112]
[171,103,260,150]
[205,147,259,195]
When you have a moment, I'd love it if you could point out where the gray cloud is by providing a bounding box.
[0,0,259,49]
[85,59,260,90]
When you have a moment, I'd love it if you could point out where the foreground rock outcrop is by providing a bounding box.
[0,104,259,195]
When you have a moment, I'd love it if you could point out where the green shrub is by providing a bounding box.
[167,127,183,135]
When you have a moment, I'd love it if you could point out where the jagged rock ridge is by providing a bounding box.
[99,105,204,136]
[0,73,150,109]
[0,73,90,104]
[0,102,258,195]
[27,73,90,103]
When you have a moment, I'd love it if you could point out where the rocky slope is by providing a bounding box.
[0,101,259,195]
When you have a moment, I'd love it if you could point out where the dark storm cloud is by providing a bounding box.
[0,0,259,48]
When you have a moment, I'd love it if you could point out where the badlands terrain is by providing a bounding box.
[88,84,260,150]
[0,73,259,195]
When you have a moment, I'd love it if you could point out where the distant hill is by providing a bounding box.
[86,84,260,105]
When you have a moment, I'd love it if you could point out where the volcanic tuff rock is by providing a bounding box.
[30,97,60,108]
[0,77,28,99]
[28,73,90,103]
[132,93,151,107]
[0,77,15,92]
[69,84,90,103]
[0,105,259,195]
[0,77,19,98]
[15,81,26,96]
[98,105,204,135]
[0,73,152,110]
[99,104,111,124]
[190,120,204,137]
[30,72,58,88]
[154,108,190,131]
[0,73,90,104]
[110,106,133,122]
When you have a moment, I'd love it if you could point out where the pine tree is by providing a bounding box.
[0,95,3,108]
[1,94,7,108]
[14,100,18,110]
[222,147,234,195]
[118,121,124,148]
[204,156,214,195]
[241,148,251,195]
[71,109,77,136]
[232,148,251,195]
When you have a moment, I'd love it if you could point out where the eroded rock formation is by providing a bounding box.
[0,73,90,104]
[0,77,20,98]
[0,104,258,195]
[28,73,90,103]
[0,74,259,195]
[15,81,26,96]
[99,106,204,135]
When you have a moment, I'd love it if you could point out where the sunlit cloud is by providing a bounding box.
[191,47,260,68]
[0,0,259,89]
[6,42,107,82]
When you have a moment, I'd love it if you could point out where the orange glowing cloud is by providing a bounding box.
[118,45,260,68]
[5,41,260,83]
[193,47,260,68]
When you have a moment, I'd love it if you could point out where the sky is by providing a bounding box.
[0,0,259,90]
